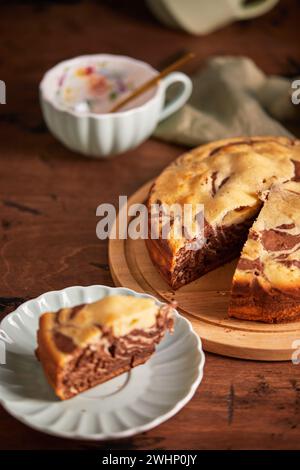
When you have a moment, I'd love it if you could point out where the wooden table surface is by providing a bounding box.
[1,0,300,450]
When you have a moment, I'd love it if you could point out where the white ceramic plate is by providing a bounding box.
[0,285,204,440]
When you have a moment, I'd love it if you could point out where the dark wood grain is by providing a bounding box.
[0,0,300,450]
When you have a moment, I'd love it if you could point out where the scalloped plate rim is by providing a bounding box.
[0,284,205,440]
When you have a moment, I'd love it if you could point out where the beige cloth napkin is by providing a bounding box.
[154,56,299,146]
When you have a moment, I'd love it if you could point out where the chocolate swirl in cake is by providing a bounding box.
[229,180,300,323]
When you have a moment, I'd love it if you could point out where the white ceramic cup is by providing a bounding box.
[39,54,192,158]
[147,0,279,35]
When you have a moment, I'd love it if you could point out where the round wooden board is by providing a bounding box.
[109,181,300,361]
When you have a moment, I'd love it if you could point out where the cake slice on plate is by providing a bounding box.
[228,181,300,323]
[36,295,174,399]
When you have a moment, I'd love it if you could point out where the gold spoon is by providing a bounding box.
[109,51,195,113]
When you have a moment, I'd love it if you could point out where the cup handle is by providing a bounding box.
[158,71,192,122]
[234,0,279,20]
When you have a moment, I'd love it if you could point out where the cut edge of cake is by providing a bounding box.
[228,181,300,323]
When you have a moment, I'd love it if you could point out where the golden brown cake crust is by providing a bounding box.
[147,136,300,289]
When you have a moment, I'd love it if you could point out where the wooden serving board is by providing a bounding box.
[109,181,300,361]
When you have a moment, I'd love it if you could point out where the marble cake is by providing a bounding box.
[147,137,300,290]
[228,181,300,323]
[36,295,174,399]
